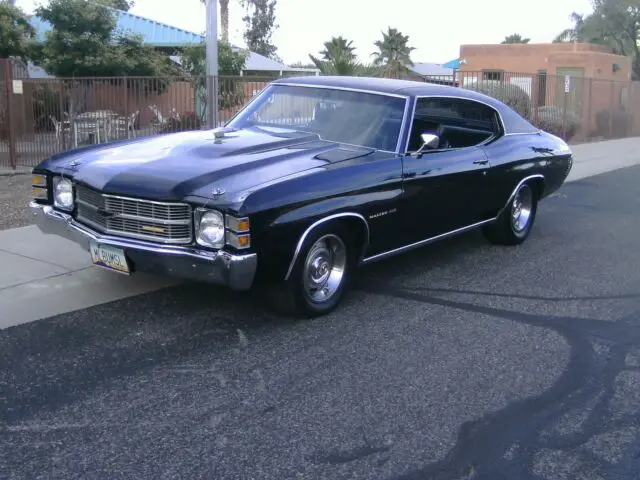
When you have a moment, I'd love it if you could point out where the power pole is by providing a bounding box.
[205,0,219,128]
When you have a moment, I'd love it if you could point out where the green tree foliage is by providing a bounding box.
[181,39,248,77]
[0,2,37,60]
[553,12,586,42]
[501,33,530,44]
[35,0,177,78]
[200,0,231,42]
[554,0,640,79]
[309,36,382,76]
[240,0,279,60]
[93,0,135,10]
[371,27,415,78]
[319,36,356,61]
[181,40,249,117]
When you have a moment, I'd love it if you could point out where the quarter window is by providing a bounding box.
[407,97,501,152]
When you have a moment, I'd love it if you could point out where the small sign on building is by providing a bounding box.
[12,80,23,95]
[564,75,571,93]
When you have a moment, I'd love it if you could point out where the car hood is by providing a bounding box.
[38,126,373,203]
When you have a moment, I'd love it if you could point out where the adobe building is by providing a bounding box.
[456,43,635,140]
[458,42,631,81]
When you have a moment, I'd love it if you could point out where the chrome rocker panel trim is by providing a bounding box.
[29,202,257,290]
[283,174,547,274]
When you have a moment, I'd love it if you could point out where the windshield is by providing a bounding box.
[227,84,408,152]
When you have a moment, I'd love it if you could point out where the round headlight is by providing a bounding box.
[53,177,74,210]
[197,211,225,247]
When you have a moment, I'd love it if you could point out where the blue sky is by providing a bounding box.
[17,0,594,65]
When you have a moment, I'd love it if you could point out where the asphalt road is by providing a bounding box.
[2,165,640,480]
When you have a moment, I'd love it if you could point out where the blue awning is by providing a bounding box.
[442,58,461,69]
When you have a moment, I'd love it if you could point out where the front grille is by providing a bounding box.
[75,185,193,244]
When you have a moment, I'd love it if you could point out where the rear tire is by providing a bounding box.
[483,182,538,245]
[269,224,355,318]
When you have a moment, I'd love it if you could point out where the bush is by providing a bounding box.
[32,87,69,133]
[219,80,246,110]
[594,110,634,139]
[532,106,581,141]
[465,79,532,119]
[159,111,202,133]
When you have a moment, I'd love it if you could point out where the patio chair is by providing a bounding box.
[113,110,140,139]
[50,115,71,148]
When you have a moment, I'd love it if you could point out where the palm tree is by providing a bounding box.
[371,27,415,78]
[320,36,356,62]
[501,33,530,44]
[309,35,362,76]
[201,0,231,42]
[553,12,585,43]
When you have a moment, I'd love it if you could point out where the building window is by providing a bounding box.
[482,70,504,81]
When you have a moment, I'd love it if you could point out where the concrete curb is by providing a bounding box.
[0,168,31,177]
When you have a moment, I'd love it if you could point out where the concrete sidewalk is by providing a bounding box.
[0,227,178,329]
[1,137,640,329]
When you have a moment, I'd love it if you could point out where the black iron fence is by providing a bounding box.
[1,58,639,169]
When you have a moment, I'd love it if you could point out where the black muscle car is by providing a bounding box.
[29,76,573,317]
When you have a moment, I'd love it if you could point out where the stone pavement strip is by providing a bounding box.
[1,136,639,329]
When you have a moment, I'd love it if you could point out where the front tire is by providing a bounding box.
[483,182,538,245]
[270,224,354,318]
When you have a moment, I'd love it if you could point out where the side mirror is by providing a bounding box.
[410,133,440,157]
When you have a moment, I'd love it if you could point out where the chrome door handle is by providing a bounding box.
[473,159,489,165]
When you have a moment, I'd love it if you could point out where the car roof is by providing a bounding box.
[270,76,540,134]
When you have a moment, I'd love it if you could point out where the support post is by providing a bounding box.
[205,0,219,129]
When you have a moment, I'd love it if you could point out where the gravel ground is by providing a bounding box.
[0,174,32,231]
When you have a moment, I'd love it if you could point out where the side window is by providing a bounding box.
[407,97,501,152]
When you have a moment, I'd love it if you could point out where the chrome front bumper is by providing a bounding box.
[29,202,257,290]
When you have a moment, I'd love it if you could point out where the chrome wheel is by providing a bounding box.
[511,184,533,233]
[302,234,347,303]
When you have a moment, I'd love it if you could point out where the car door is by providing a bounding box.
[400,96,499,243]
[401,146,491,242]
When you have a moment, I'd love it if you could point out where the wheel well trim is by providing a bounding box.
[498,174,545,217]
[284,212,371,281]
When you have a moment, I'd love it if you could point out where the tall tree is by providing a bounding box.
[553,0,640,79]
[200,0,231,43]
[35,0,177,78]
[0,2,37,60]
[371,27,415,78]
[320,36,356,61]
[93,0,135,10]
[309,35,359,75]
[181,39,248,118]
[241,0,279,60]
[501,33,530,44]
[553,12,586,42]
[181,39,248,77]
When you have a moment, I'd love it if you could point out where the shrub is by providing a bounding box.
[159,111,202,133]
[532,106,581,141]
[594,109,634,139]
[465,79,532,119]
[32,87,68,133]
[219,79,246,110]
